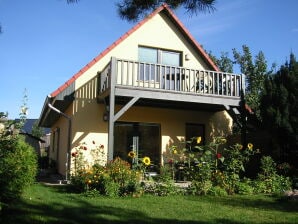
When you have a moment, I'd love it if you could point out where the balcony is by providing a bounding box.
[98,57,245,109]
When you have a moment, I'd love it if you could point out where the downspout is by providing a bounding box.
[48,103,72,182]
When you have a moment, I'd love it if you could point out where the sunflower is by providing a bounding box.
[236,143,243,150]
[247,143,253,150]
[142,157,151,166]
[128,151,136,158]
[220,138,227,144]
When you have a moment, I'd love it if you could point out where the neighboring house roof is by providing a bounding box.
[50,3,219,99]
[15,119,50,135]
[20,132,45,143]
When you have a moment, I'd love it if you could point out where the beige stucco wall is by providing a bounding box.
[116,105,232,163]
[50,10,232,176]
[49,106,73,175]
[66,103,232,175]
[74,12,212,95]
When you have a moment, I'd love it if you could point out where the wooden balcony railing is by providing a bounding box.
[99,57,245,98]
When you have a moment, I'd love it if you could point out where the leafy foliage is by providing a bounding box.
[31,121,44,138]
[208,51,233,73]
[67,0,216,22]
[254,156,292,194]
[71,148,142,197]
[117,0,216,22]
[260,53,298,165]
[0,133,37,203]
[233,45,268,119]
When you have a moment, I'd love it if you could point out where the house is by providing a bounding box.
[38,4,245,178]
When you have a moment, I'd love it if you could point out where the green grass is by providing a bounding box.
[1,183,297,224]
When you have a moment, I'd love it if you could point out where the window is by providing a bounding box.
[138,47,158,64]
[138,46,181,81]
[161,50,181,66]
[185,123,205,151]
[114,122,161,166]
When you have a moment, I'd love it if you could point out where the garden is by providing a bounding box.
[1,113,298,224]
[68,136,294,198]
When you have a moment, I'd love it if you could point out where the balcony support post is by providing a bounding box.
[107,57,117,161]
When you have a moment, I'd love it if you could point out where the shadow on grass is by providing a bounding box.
[0,194,231,224]
[187,194,298,213]
[1,183,297,224]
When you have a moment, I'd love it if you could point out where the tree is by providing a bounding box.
[67,0,216,22]
[260,53,298,166]
[233,45,268,119]
[208,51,233,73]
[31,121,44,138]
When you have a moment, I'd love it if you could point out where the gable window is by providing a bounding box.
[185,123,205,151]
[138,46,181,81]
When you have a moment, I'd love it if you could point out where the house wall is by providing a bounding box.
[50,11,230,176]
[116,106,232,162]
[64,103,232,175]
[74,12,212,97]
[49,106,74,175]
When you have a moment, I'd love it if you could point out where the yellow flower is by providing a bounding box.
[86,179,92,185]
[128,151,136,158]
[173,149,177,154]
[197,136,202,144]
[220,138,227,144]
[247,143,253,150]
[236,143,243,150]
[142,157,151,166]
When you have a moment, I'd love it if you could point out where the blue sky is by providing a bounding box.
[0,0,297,119]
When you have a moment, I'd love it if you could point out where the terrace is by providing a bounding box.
[98,57,245,109]
[97,57,245,159]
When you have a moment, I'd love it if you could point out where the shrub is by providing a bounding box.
[142,180,181,196]
[236,179,254,195]
[71,157,142,197]
[0,136,37,203]
[208,186,228,196]
[254,156,292,194]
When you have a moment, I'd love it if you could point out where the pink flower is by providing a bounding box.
[216,153,222,159]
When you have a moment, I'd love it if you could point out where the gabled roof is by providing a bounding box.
[50,3,219,98]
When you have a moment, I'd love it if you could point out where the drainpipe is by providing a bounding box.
[48,103,72,182]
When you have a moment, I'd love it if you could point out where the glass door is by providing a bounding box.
[114,122,161,166]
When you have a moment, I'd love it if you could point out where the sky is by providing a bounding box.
[0,0,297,119]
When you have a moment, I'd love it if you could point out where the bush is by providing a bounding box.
[208,186,228,196]
[254,156,292,194]
[236,179,254,195]
[0,136,37,203]
[142,180,181,196]
[71,157,142,197]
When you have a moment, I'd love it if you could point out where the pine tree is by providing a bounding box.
[260,53,298,166]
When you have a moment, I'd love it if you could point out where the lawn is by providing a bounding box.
[1,183,297,224]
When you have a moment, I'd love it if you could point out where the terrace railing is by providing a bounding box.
[99,57,245,98]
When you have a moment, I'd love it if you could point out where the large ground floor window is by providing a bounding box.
[185,123,205,151]
[114,122,161,166]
